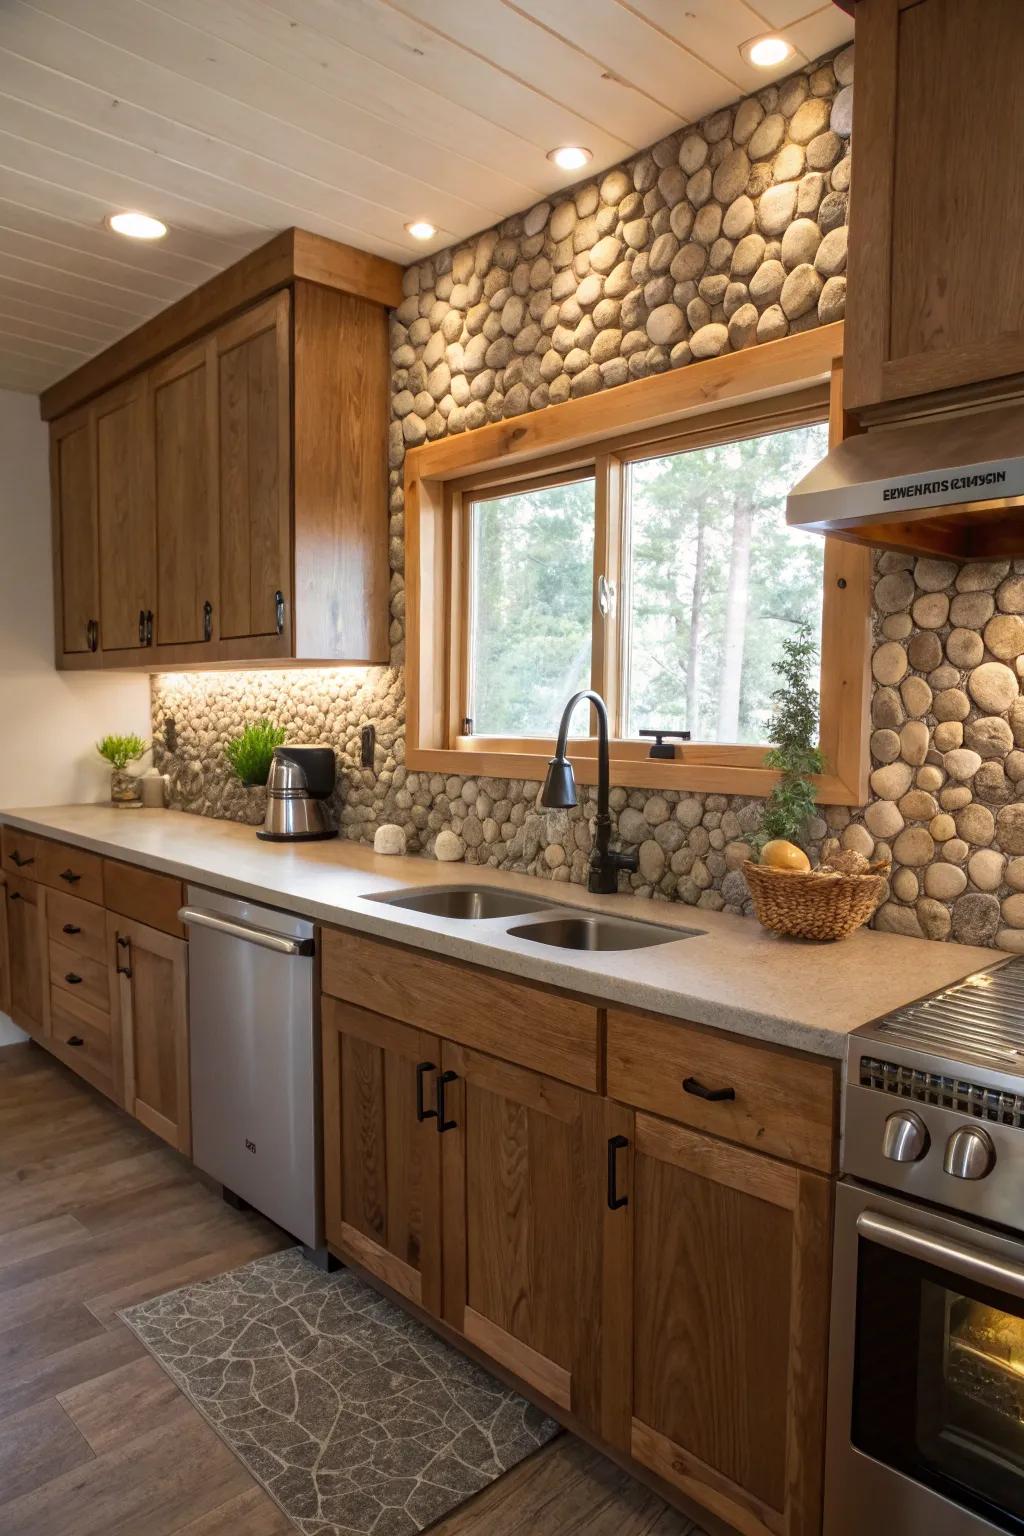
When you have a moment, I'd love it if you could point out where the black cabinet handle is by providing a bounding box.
[66,1035,84,1048]
[64,972,82,985]
[138,608,146,645]
[274,590,285,635]
[115,933,132,979]
[62,923,81,935]
[146,609,154,646]
[59,869,81,885]
[416,1061,438,1122]
[10,851,33,868]
[682,1076,735,1103]
[607,1134,629,1210]
[203,600,213,642]
[87,618,99,653]
[9,891,22,902]
[436,1070,458,1133]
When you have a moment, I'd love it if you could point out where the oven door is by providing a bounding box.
[827,1180,1024,1536]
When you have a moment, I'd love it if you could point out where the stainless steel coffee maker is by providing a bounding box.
[257,745,338,842]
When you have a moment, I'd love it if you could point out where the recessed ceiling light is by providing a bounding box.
[107,211,168,240]
[740,34,795,68]
[405,220,437,241]
[547,146,592,172]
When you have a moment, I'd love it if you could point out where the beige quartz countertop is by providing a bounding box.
[0,804,999,1061]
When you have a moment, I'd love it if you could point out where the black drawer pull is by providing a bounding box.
[115,933,132,979]
[65,972,83,985]
[62,923,81,935]
[683,1075,735,1103]
[60,869,81,885]
[416,1061,437,1122]
[9,891,22,902]
[66,1035,84,1047]
[203,599,213,642]
[10,851,33,868]
[436,1070,458,1133]
[607,1134,629,1210]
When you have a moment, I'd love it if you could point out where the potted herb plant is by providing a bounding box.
[225,720,287,788]
[97,734,149,809]
[757,622,824,859]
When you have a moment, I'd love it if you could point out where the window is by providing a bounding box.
[406,327,870,803]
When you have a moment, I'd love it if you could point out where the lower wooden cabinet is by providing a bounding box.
[322,996,443,1314]
[5,874,47,1037]
[109,914,190,1155]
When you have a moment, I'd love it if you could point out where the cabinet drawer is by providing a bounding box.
[49,939,110,1015]
[37,839,104,905]
[321,927,600,1090]
[103,860,184,938]
[606,1007,837,1173]
[49,988,117,1095]
[47,890,108,963]
[2,828,39,879]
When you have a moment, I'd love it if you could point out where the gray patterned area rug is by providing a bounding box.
[120,1247,559,1536]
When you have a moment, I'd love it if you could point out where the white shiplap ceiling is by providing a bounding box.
[0,0,853,396]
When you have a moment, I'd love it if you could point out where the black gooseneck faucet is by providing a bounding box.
[540,689,639,895]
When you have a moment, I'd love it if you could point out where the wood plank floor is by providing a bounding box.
[0,1042,698,1535]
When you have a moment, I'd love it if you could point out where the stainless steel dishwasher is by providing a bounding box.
[180,885,323,1256]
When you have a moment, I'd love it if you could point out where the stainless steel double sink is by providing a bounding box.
[369,884,696,951]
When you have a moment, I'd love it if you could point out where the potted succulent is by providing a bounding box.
[225,719,287,788]
[97,734,149,809]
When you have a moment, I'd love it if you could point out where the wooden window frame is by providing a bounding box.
[405,321,870,804]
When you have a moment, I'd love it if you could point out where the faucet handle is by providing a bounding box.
[639,729,691,759]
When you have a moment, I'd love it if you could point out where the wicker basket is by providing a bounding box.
[743,860,886,941]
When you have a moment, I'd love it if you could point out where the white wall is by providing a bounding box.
[0,388,150,1042]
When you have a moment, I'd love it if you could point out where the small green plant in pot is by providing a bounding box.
[225,720,287,788]
[756,623,824,859]
[97,733,148,809]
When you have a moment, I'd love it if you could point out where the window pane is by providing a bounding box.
[469,478,595,737]
[624,423,829,745]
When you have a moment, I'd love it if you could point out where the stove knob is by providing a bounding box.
[882,1110,930,1163]
[944,1126,995,1180]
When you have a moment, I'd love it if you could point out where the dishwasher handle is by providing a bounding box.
[178,906,315,957]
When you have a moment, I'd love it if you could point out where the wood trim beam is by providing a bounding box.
[39,228,404,421]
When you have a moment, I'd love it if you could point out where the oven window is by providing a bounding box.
[853,1236,1024,1532]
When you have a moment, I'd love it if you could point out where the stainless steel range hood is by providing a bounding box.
[787,398,1024,553]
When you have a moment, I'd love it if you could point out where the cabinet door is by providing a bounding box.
[322,997,442,1315]
[0,876,10,1018]
[624,1114,831,1536]
[5,875,47,1037]
[151,339,218,650]
[95,377,155,655]
[440,1041,613,1420]
[216,292,291,645]
[109,914,190,1154]
[50,408,99,660]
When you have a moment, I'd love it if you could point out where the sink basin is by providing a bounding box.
[371,886,551,920]
[506,914,693,951]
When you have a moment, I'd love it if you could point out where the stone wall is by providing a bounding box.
[153,43,1024,948]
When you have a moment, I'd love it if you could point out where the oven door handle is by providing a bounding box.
[857,1210,1024,1299]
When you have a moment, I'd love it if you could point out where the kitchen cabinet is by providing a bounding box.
[321,996,443,1314]
[46,231,395,671]
[109,913,190,1155]
[0,876,10,1019]
[5,874,47,1038]
[845,0,1024,415]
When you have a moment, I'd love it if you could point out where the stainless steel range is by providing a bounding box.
[827,958,1024,1536]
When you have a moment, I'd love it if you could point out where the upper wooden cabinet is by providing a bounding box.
[45,230,399,670]
[845,0,1024,415]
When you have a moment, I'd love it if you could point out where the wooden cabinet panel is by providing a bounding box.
[439,1042,612,1418]
[322,996,443,1314]
[216,292,291,644]
[49,939,110,1015]
[6,875,47,1037]
[151,341,218,650]
[321,928,599,1090]
[47,889,108,963]
[50,410,99,659]
[36,839,104,907]
[2,828,39,880]
[0,877,9,1019]
[48,986,119,1101]
[95,378,154,655]
[845,0,1024,411]
[625,1114,831,1536]
[606,1007,837,1173]
[109,913,190,1154]
[102,860,184,939]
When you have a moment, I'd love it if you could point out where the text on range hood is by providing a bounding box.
[786,398,1024,559]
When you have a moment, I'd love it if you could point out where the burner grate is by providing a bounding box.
[859,1056,1024,1126]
